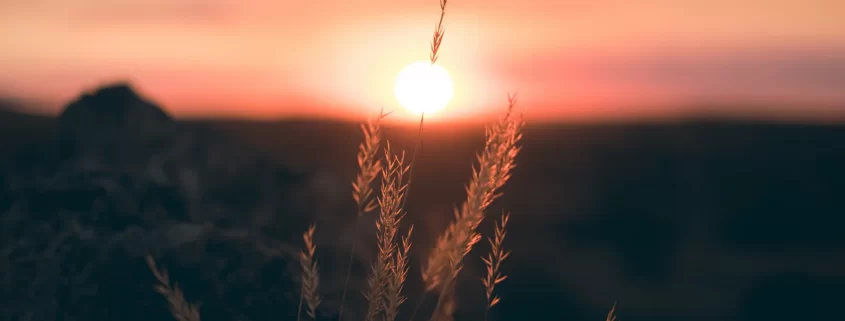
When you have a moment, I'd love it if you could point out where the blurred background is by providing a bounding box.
[1,1,844,321]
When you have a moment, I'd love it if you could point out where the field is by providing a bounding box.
[2,100,844,321]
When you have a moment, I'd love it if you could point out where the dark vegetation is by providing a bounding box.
[2,83,844,321]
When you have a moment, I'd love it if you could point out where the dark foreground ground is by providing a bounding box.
[2,85,844,321]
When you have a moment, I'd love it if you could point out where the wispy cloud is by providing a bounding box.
[1,0,233,23]
[494,46,845,107]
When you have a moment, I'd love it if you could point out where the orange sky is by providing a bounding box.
[2,0,845,122]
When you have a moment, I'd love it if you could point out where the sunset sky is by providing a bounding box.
[2,0,845,121]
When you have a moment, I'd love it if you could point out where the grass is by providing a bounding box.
[146,255,201,321]
[144,0,617,320]
[340,112,388,321]
[363,144,412,321]
[481,212,510,321]
[298,224,322,321]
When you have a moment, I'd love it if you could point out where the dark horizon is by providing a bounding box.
[5,83,845,126]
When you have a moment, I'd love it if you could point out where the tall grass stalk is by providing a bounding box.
[404,0,447,211]
[481,211,510,321]
[429,0,448,65]
[339,111,388,321]
[402,0,446,217]
[606,301,618,321]
[146,255,201,321]
[298,224,322,321]
[424,94,524,321]
[363,145,412,321]
[405,1,449,320]
[384,226,414,321]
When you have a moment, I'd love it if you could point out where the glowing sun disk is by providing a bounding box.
[394,61,454,115]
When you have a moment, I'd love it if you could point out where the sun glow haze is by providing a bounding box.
[1,1,845,121]
[394,61,454,115]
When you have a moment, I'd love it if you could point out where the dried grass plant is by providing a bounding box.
[363,145,413,321]
[298,224,322,321]
[606,301,618,321]
[339,111,387,321]
[429,0,447,65]
[383,226,414,321]
[481,212,510,321]
[422,94,523,321]
[352,115,386,218]
[146,255,201,321]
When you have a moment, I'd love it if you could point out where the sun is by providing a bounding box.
[394,61,454,115]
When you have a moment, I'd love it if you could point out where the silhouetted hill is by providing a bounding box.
[1,87,844,321]
[58,83,173,147]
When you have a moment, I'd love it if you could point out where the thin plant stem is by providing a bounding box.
[400,112,425,212]
[339,108,390,321]
[428,273,456,321]
[297,286,304,321]
[406,288,428,321]
[395,112,424,321]
[336,241,358,321]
